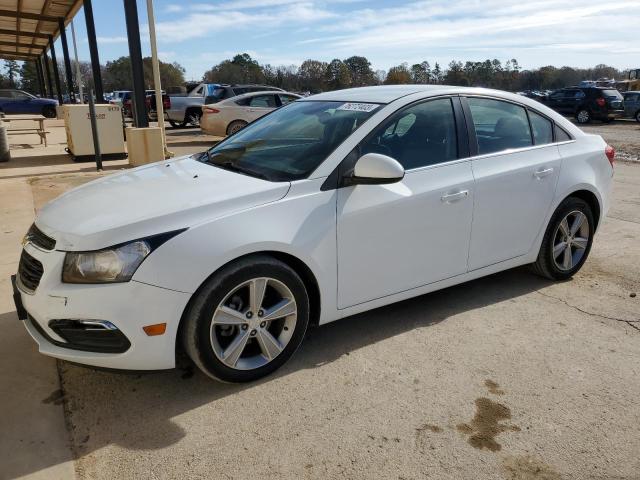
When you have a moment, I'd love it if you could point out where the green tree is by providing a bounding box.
[298,59,328,92]
[102,56,186,91]
[385,63,411,84]
[343,56,375,87]
[325,59,351,90]
[3,60,20,88]
[410,62,430,84]
[444,60,467,86]
[20,61,39,94]
[203,53,264,84]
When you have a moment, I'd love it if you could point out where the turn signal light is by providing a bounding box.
[143,323,167,336]
[605,144,615,167]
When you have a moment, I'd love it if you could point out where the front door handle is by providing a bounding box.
[441,190,469,203]
[534,167,554,179]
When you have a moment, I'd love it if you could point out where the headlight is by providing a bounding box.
[62,241,151,283]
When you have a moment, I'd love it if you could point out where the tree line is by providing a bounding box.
[1,57,185,97]
[2,55,630,96]
[204,54,629,93]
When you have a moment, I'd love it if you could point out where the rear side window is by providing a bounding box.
[278,94,298,105]
[467,97,532,155]
[249,95,277,108]
[554,125,572,142]
[625,93,639,102]
[528,111,553,146]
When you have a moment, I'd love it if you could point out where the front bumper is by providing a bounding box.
[14,242,191,370]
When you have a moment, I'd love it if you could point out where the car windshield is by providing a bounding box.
[200,100,381,181]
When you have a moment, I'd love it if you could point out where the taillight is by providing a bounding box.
[203,107,220,114]
[605,144,615,167]
[596,97,606,107]
[164,97,171,109]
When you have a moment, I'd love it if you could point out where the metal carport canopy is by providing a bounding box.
[0,0,83,61]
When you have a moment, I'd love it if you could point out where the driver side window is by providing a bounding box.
[362,98,458,170]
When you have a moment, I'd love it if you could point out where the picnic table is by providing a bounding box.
[0,114,49,147]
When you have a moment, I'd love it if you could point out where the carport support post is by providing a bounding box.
[83,0,104,103]
[58,18,75,103]
[123,0,149,128]
[44,53,54,100]
[49,37,63,104]
[35,59,45,97]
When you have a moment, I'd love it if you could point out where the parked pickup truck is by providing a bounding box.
[166,83,284,128]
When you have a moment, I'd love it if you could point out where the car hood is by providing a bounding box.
[36,155,290,251]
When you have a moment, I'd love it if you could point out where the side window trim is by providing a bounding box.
[321,95,465,191]
[460,95,576,156]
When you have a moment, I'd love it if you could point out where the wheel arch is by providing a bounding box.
[175,250,322,357]
[564,189,601,231]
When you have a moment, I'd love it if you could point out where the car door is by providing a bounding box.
[463,96,562,270]
[246,94,278,121]
[624,93,639,117]
[11,91,35,113]
[336,96,474,308]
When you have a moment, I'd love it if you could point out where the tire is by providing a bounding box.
[169,119,186,128]
[532,197,595,281]
[576,109,591,124]
[226,120,248,136]
[42,106,57,118]
[184,108,202,127]
[635,111,640,123]
[182,255,310,382]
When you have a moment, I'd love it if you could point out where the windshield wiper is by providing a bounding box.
[217,161,271,181]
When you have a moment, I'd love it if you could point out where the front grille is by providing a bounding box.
[26,224,56,251]
[18,250,44,292]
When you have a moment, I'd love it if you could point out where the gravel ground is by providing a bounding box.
[577,119,640,162]
[27,162,639,480]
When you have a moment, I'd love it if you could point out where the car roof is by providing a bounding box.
[221,90,301,103]
[303,85,541,105]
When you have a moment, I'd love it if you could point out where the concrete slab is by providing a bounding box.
[0,180,75,480]
[26,163,640,480]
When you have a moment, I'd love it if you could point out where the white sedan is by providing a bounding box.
[200,90,301,136]
[13,85,614,382]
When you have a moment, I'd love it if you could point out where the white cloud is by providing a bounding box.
[164,4,183,13]
[95,36,128,44]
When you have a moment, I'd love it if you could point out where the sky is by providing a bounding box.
[63,0,638,82]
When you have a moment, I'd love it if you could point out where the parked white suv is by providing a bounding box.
[13,86,614,382]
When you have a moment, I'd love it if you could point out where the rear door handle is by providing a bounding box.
[441,190,469,203]
[534,167,554,179]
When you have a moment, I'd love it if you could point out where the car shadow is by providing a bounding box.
[3,266,554,478]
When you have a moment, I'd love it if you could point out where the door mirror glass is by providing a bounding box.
[348,153,405,185]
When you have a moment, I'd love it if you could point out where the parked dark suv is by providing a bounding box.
[545,87,624,124]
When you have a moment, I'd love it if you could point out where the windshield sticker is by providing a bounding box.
[337,103,379,112]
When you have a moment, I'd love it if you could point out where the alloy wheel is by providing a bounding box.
[210,277,297,370]
[577,110,590,123]
[552,210,590,271]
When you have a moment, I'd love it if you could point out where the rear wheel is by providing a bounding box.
[532,197,594,280]
[184,108,202,127]
[635,110,640,123]
[42,105,57,118]
[576,109,591,124]
[169,119,186,128]
[182,256,310,382]
[226,120,248,136]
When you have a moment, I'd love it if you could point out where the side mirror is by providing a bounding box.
[346,153,405,186]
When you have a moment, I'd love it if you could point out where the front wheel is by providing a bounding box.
[532,197,594,280]
[635,111,640,123]
[42,105,57,118]
[182,256,310,382]
[169,119,186,128]
[576,109,591,124]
